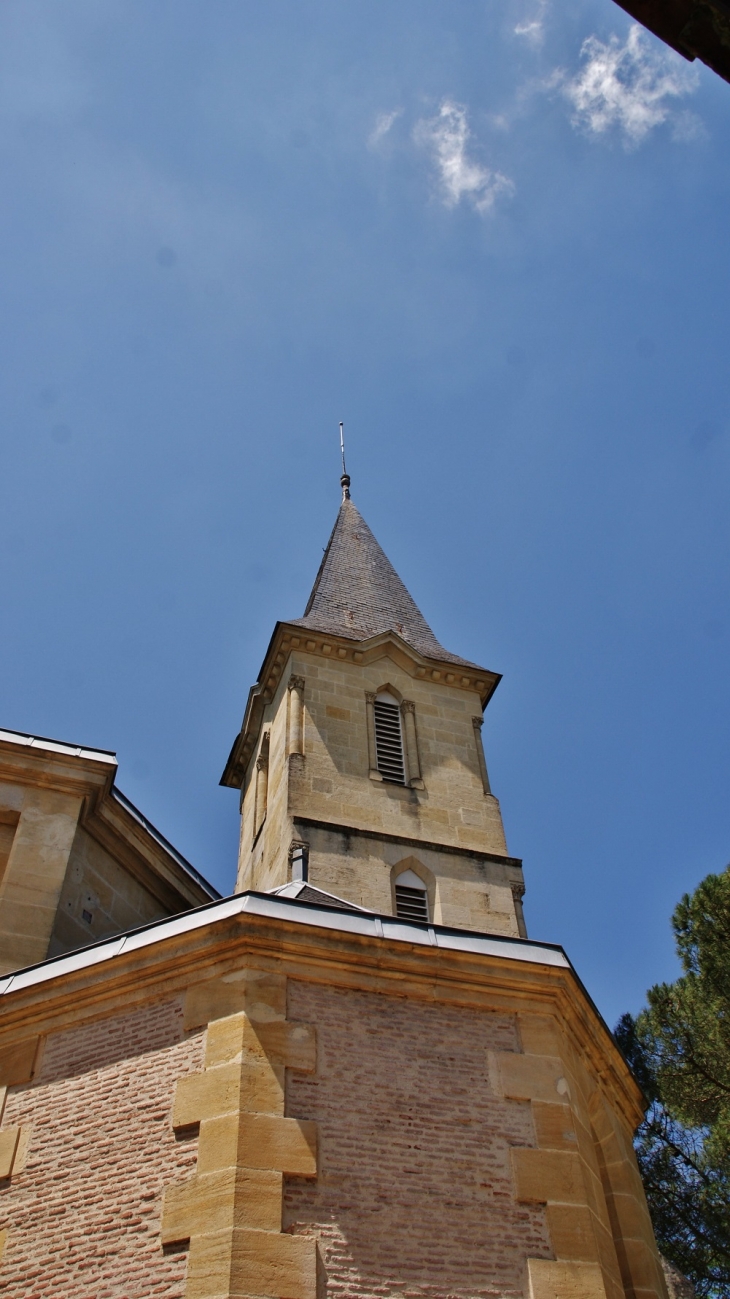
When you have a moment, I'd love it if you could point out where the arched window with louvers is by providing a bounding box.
[372,691,406,784]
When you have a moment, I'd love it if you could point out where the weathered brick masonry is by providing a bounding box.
[284,981,552,1299]
[0,998,203,1298]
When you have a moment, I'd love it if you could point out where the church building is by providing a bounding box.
[0,474,669,1299]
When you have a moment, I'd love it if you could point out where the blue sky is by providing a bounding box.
[1,0,729,1027]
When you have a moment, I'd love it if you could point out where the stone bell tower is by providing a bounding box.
[0,468,671,1299]
[221,472,526,937]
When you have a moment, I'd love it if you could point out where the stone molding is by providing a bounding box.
[292,815,523,870]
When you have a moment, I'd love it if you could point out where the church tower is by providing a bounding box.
[222,475,526,938]
[0,470,672,1299]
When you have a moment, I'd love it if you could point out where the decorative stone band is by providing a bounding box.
[162,969,317,1299]
[493,1014,667,1299]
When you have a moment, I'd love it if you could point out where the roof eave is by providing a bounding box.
[612,0,730,83]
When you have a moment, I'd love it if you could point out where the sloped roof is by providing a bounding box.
[290,498,477,668]
[267,880,371,911]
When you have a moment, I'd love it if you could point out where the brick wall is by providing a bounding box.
[0,997,203,1298]
[284,981,552,1299]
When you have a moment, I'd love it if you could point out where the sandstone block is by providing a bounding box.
[186,1226,316,1299]
[197,1112,317,1177]
[499,1053,570,1104]
[0,1037,38,1086]
[608,1190,655,1240]
[173,1063,243,1128]
[0,1127,19,1179]
[621,1237,666,1291]
[519,1015,564,1058]
[512,1148,586,1205]
[527,1258,608,1299]
[532,1103,578,1152]
[205,1015,316,1073]
[162,1168,283,1243]
[185,974,287,1031]
[546,1204,600,1262]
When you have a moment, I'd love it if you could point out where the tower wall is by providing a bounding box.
[236,647,521,933]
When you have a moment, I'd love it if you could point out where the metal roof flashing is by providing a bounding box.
[0,889,570,998]
[0,727,117,766]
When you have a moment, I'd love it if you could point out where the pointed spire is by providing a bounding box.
[290,493,478,668]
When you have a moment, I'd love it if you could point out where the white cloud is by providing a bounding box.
[514,0,548,48]
[561,24,699,146]
[368,108,402,148]
[414,100,514,214]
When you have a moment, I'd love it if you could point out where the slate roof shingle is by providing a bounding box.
[290,497,478,668]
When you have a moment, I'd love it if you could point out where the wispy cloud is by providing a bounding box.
[513,0,548,48]
[560,24,699,147]
[368,108,402,148]
[414,100,514,214]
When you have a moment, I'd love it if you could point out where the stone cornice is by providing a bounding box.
[292,816,524,874]
[220,621,501,789]
[0,891,643,1131]
[0,729,116,809]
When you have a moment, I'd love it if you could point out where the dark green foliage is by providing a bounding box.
[615,868,730,1298]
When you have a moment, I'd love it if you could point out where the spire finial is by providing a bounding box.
[339,421,351,500]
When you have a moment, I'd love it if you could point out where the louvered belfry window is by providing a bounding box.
[394,869,429,923]
[373,693,406,784]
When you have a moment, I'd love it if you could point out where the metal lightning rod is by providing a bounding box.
[339,422,351,499]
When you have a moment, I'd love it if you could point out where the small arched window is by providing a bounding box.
[373,692,406,784]
[394,869,429,923]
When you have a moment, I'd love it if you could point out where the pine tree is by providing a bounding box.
[615,868,730,1297]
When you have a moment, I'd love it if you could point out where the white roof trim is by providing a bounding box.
[0,728,117,766]
[0,892,570,997]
